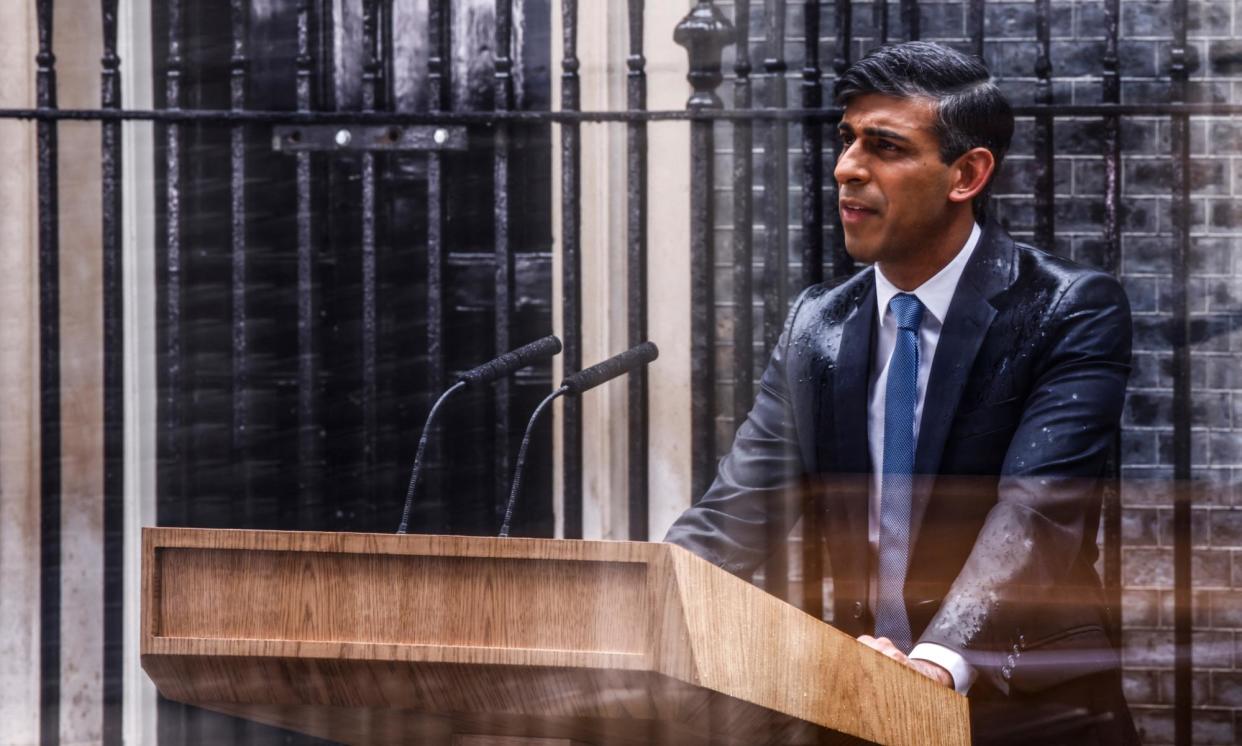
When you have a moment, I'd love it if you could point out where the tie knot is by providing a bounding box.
[890,293,924,331]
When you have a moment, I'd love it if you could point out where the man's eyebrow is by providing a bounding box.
[836,122,912,142]
[862,126,912,142]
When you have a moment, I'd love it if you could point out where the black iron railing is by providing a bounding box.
[626,0,650,542]
[560,0,583,539]
[35,3,61,745]
[100,1,124,743]
[15,0,1222,744]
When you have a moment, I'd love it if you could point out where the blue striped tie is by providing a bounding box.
[876,292,924,652]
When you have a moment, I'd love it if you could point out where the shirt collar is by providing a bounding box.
[875,222,982,328]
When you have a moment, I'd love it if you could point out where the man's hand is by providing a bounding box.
[857,635,954,689]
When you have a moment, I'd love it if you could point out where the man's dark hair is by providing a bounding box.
[834,41,1014,220]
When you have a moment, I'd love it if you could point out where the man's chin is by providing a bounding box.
[842,238,882,265]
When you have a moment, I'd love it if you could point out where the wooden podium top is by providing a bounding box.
[142,528,969,746]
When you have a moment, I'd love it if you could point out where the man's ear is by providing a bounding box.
[947,147,996,206]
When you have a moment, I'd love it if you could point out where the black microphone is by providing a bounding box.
[397,335,562,534]
[498,341,659,538]
[561,340,659,395]
[458,335,563,387]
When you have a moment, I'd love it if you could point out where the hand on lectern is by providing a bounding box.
[856,635,954,689]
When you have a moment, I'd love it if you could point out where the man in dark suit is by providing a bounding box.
[664,42,1138,744]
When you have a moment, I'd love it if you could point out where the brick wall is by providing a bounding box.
[706,0,1240,741]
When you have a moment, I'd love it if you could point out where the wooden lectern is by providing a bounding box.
[142,528,969,745]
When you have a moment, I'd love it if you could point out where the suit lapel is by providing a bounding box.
[829,275,876,541]
[908,221,1016,548]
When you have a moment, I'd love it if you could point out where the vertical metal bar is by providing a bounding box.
[560,0,582,539]
[901,0,919,41]
[494,0,516,529]
[1170,0,1192,738]
[761,0,790,602]
[162,0,186,533]
[100,0,124,741]
[732,0,755,430]
[425,0,449,529]
[874,0,889,45]
[229,0,252,528]
[760,0,788,360]
[799,0,824,620]
[970,0,985,60]
[1100,10,1121,279]
[36,0,61,742]
[151,55,187,746]
[1100,0,1123,650]
[428,0,450,132]
[1033,0,1055,251]
[675,1,731,504]
[689,123,717,504]
[625,0,649,541]
[381,0,395,110]
[295,0,321,530]
[830,0,853,280]
[800,1,823,290]
[764,5,792,604]
[361,0,382,521]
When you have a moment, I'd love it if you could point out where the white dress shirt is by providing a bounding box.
[867,222,981,695]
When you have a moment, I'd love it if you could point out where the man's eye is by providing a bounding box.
[839,134,855,147]
[876,139,898,151]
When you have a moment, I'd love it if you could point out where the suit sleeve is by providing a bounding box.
[663,290,812,577]
[916,270,1132,694]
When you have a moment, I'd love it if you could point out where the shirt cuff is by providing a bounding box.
[909,643,977,695]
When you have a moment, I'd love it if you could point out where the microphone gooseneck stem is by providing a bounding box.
[498,385,568,538]
[397,379,467,534]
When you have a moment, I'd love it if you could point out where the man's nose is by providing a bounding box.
[834,143,868,185]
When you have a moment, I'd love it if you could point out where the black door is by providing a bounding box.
[151,0,553,741]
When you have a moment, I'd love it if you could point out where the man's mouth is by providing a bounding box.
[840,199,878,222]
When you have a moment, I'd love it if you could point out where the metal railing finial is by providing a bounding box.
[674,1,735,111]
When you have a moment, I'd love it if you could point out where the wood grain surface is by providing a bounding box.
[141,528,969,745]
[452,736,588,746]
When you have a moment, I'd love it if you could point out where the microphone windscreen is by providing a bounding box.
[562,341,658,394]
[459,335,563,387]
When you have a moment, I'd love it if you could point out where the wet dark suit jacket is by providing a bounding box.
[665,220,1135,742]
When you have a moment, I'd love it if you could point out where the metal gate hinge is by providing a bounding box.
[272,125,468,153]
